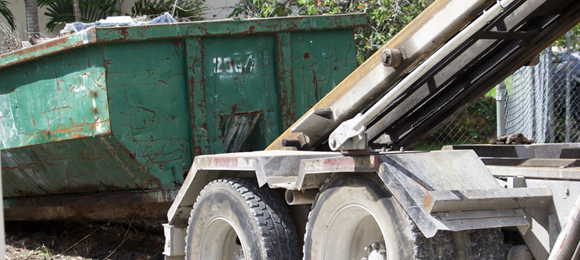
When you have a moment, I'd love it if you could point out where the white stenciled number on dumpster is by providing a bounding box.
[213,55,254,74]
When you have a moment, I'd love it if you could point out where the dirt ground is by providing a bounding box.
[5,219,165,260]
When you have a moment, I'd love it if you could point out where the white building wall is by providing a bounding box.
[204,0,237,19]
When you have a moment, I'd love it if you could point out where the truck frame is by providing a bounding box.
[164,0,580,259]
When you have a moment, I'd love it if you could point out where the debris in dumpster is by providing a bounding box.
[60,12,177,35]
[0,22,21,54]
[28,34,49,45]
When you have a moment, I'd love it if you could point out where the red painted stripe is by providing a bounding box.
[322,158,355,170]
[213,158,238,168]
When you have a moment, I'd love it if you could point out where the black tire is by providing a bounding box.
[185,178,300,260]
[304,173,452,260]
[451,229,508,260]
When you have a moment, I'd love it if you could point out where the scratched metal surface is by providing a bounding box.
[0,14,367,68]
[0,15,364,204]
[290,30,357,118]
[202,35,278,154]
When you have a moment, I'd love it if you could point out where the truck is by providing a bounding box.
[162,0,580,259]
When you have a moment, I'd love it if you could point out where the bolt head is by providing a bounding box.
[372,242,380,249]
[380,49,391,65]
[380,48,402,67]
[364,246,371,252]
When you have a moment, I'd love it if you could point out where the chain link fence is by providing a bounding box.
[417,97,497,150]
[418,30,580,150]
[504,33,580,143]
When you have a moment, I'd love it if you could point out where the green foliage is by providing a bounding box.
[554,24,580,50]
[40,244,52,259]
[230,0,433,64]
[0,0,15,30]
[419,97,497,150]
[131,0,206,20]
[39,0,122,31]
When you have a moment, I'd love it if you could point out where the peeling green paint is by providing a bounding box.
[0,15,366,209]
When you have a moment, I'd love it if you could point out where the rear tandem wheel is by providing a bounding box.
[185,178,300,260]
[303,173,509,260]
[303,173,453,260]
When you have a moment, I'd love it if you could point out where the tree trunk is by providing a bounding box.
[72,0,80,22]
[24,0,39,38]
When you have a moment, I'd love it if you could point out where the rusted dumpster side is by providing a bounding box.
[0,14,366,220]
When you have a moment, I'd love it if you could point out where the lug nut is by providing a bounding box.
[379,249,386,256]
[372,242,380,250]
[364,246,371,252]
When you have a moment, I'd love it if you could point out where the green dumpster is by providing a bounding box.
[0,14,366,220]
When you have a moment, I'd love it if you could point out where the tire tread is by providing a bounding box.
[186,178,300,260]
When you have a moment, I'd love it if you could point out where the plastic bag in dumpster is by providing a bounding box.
[60,12,177,35]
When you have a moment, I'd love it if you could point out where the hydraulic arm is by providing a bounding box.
[268,0,580,152]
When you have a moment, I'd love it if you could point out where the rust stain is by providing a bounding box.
[171,39,182,57]
[423,192,434,211]
[116,28,129,40]
[6,188,179,210]
[1,37,87,68]
[313,71,319,101]
[171,39,182,48]
[137,105,155,115]
[19,119,111,142]
[231,103,238,114]
[41,37,70,49]
[41,106,72,114]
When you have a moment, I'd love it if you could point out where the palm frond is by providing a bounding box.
[0,0,15,30]
[45,0,74,30]
[44,0,122,31]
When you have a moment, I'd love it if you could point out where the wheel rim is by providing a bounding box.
[199,217,245,260]
[322,204,385,260]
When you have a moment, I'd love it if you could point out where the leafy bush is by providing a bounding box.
[435,97,497,144]
[230,0,433,64]
[555,24,580,51]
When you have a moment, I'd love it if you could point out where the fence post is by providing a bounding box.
[566,31,572,142]
[548,48,556,143]
[531,66,537,140]
[497,81,507,137]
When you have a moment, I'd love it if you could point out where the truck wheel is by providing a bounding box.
[304,173,452,260]
[185,178,300,260]
[451,229,508,260]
